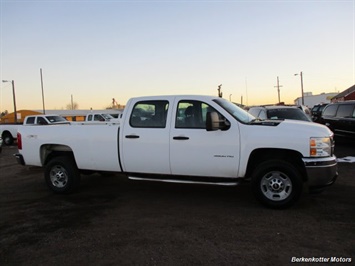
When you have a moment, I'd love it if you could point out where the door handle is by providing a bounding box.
[173,136,189,140]
[125,135,140,139]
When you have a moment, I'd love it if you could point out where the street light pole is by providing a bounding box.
[40,68,46,114]
[294,72,304,105]
[2,80,18,123]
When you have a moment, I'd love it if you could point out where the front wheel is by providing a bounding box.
[251,160,303,209]
[44,156,81,194]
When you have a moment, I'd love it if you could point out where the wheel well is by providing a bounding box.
[2,130,13,138]
[40,144,76,166]
[245,148,307,181]
[2,130,15,145]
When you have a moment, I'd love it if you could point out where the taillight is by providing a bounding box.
[17,132,22,150]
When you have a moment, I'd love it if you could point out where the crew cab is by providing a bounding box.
[15,95,338,208]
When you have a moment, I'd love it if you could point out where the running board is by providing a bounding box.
[128,176,240,186]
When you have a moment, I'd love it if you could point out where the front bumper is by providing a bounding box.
[14,153,25,166]
[303,156,338,189]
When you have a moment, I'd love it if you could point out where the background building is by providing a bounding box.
[331,85,355,102]
[294,92,338,108]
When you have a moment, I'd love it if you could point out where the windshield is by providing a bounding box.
[102,114,114,120]
[214,98,255,123]
[47,116,68,123]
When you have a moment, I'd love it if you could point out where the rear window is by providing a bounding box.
[267,108,310,121]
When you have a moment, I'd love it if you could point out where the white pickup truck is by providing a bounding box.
[0,123,19,145]
[23,115,70,125]
[84,112,121,122]
[0,114,68,145]
[15,95,338,208]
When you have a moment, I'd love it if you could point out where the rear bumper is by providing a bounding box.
[303,156,338,189]
[14,153,25,166]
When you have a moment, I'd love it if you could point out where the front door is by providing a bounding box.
[170,98,240,178]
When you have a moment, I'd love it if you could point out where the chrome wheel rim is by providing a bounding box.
[260,171,292,201]
[50,165,68,188]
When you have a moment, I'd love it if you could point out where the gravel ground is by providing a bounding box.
[0,141,354,266]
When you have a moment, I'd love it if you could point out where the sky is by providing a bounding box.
[0,0,354,112]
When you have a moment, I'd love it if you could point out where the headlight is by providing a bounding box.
[310,137,331,157]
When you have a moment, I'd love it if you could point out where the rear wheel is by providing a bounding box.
[251,160,303,209]
[44,156,81,193]
[2,132,14,145]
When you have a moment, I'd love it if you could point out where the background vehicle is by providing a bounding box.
[0,136,3,153]
[248,106,312,122]
[320,101,355,139]
[0,115,69,145]
[85,113,121,122]
[0,124,18,145]
[311,103,328,122]
[24,115,69,125]
[297,105,312,118]
[15,95,337,209]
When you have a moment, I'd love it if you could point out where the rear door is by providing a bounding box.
[121,99,172,174]
[169,97,240,177]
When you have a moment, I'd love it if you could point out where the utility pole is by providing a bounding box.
[11,80,17,123]
[300,72,304,105]
[274,76,283,103]
[2,80,17,123]
[40,68,46,114]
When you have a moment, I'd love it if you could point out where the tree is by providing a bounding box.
[66,102,79,110]
[0,110,8,118]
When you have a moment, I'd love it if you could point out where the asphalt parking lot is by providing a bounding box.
[0,140,354,266]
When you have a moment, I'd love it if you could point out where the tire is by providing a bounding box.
[44,156,81,194]
[2,132,14,145]
[251,159,303,209]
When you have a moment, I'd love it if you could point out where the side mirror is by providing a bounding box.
[206,111,230,131]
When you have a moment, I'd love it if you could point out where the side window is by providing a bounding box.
[26,117,35,124]
[130,101,169,128]
[87,114,92,121]
[323,105,338,117]
[37,117,48,125]
[311,106,319,112]
[336,105,353,118]
[175,100,224,129]
[94,114,104,121]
